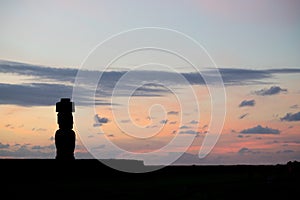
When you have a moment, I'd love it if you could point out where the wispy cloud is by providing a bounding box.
[131,83,170,97]
[217,68,271,85]
[0,60,77,83]
[0,83,73,106]
[239,113,249,119]
[2,60,300,85]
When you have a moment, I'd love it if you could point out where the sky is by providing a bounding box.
[0,0,300,167]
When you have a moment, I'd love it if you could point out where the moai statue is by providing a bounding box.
[55,98,76,160]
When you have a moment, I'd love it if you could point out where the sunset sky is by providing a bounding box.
[0,0,300,166]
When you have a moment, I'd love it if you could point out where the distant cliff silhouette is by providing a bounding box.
[1,159,299,199]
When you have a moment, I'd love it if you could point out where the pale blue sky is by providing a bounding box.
[0,0,300,69]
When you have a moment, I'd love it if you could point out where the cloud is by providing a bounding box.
[290,104,299,109]
[2,60,300,86]
[146,125,158,128]
[276,150,294,154]
[238,147,260,154]
[160,120,168,124]
[74,151,95,159]
[239,99,255,107]
[238,147,250,154]
[202,124,208,129]
[91,144,106,150]
[189,120,198,124]
[240,125,280,134]
[0,145,54,158]
[93,114,109,127]
[254,86,287,96]
[2,60,300,107]
[267,68,300,74]
[0,83,73,106]
[179,125,190,129]
[178,130,200,135]
[239,113,249,119]
[0,60,77,83]
[120,119,130,123]
[167,111,179,115]
[4,124,14,129]
[0,142,10,149]
[32,128,47,132]
[280,112,300,122]
[32,145,55,150]
[283,140,300,145]
[217,68,271,85]
[132,83,170,97]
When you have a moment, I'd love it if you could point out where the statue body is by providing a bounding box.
[55,129,75,160]
[54,98,76,160]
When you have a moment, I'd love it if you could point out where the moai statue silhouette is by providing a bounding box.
[55,98,76,160]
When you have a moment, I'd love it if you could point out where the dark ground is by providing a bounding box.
[1,159,299,199]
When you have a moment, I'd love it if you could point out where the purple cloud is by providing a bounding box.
[254,86,287,96]
[239,99,255,107]
[240,125,280,134]
[280,112,300,122]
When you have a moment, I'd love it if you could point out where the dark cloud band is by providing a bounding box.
[1,60,300,107]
